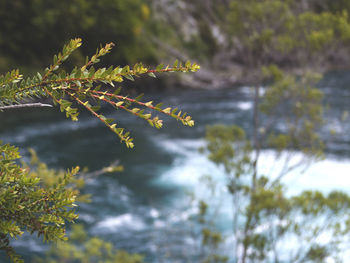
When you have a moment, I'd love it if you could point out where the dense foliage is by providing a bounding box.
[227,0,350,67]
[36,224,145,263]
[0,0,154,72]
[0,143,78,262]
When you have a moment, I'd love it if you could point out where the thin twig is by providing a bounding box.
[84,160,122,177]
[0,103,53,111]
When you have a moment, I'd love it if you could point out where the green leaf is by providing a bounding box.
[134,93,144,102]
[91,105,101,112]
[148,72,156,78]
[124,74,134,81]
[156,64,164,71]
[155,103,163,109]
[105,118,114,124]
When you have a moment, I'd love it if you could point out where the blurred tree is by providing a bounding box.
[35,224,145,263]
[191,3,350,260]
[226,0,350,77]
[305,0,350,14]
[197,69,350,262]
[0,0,155,73]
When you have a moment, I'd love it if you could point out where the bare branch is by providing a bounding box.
[0,103,53,111]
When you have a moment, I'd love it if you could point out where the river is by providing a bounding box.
[0,71,349,262]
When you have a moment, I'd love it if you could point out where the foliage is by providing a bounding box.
[0,38,198,262]
[0,142,79,263]
[152,0,350,86]
[307,0,350,14]
[0,146,123,263]
[195,44,344,261]
[35,224,145,263]
[200,121,350,262]
[3,0,350,76]
[195,189,229,263]
[189,12,350,255]
[260,66,324,159]
[227,0,350,69]
[206,9,331,260]
[0,38,198,148]
[0,0,155,72]
[179,2,350,262]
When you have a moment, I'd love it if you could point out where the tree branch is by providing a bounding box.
[84,160,123,177]
[0,103,53,111]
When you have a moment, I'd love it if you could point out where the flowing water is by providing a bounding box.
[0,72,350,262]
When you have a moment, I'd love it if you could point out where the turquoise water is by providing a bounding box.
[0,72,349,262]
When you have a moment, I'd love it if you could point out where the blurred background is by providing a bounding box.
[1,0,350,262]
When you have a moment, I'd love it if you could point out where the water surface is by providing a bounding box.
[0,72,349,262]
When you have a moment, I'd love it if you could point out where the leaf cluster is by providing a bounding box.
[0,0,155,71]
[36,224,145,263]
[0,142,79,263]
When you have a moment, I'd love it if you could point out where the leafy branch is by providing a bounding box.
[0,38,199,147]
[0,38,199,262]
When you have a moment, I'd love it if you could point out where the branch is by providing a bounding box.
[0,103,53,111]
[84,160,123,177]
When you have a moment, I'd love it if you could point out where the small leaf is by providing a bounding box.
[148,72,156,78]
[155,103,163,109]
[91,105,101,111]
[134,94,144,101]
[145,101,153,107]
[105,118,114,124]
[124,74,134,81]
[163,107,171,114]
[144,113,151,119]
[156,64,164,71]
